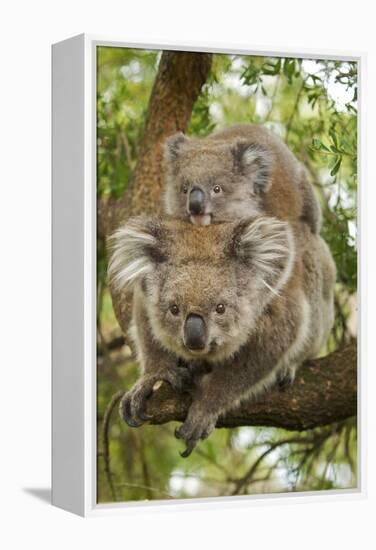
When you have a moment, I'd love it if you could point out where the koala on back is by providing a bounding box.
[164,124,321,234]
[108,215,335,456]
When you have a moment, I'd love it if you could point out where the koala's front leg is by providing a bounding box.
[120,298,197,427]
[174,356,278,457]
[174,375,226,457]
[175,399,218,457]
[123,360,210,431]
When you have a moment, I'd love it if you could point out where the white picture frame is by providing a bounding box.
[52,34,366,517]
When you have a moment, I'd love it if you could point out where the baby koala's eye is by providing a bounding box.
[182,185,188,194]
[213,185,221,194]
[169,304,180,316]
[216,303,226,314]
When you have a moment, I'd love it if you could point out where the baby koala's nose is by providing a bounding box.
[184,314,207,350]
[189,187,206,215]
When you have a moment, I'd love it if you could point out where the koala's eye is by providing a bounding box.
[182,185,188,194]
[213,185,221,194]
[216,303,226,314]
[169,304,180,316]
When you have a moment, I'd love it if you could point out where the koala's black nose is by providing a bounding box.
[184,314,207,350]
[189,187,206,215]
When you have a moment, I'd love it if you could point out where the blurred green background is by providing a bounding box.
[96,48,357,504]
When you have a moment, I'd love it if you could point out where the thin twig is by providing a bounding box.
[138,433,153,499]
[102,390,124,501]
[232,429,334,495]
[232,437,308,495]
[195,447,233,478]
[286,76,309,142]
[264,75,280,123]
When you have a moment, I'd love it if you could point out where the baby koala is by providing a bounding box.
[164,124,321,234]
[108,215,335,456]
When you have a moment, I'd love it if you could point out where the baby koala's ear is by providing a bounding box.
[107,216,166,290]
[231,140,273,194]
[164,132,187,163]
[230,216,293,279]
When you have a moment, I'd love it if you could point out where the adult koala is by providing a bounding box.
[108,215,335,456]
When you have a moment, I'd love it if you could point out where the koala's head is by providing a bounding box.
[163,132,274,226]
[108,216,294,363]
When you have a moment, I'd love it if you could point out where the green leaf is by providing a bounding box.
[329,128,338,147]
[330,157,342,176]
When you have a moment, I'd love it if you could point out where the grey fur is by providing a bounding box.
[108,215,335,455]
[163,124,322,234]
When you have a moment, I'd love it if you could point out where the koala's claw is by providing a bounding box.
[120,394,145,428]
[138,410,153,421]
[119,378,155,428]
[175,426,199,458]
[175,411,217,457]
[180,441,197,458]
[125,417,144,428]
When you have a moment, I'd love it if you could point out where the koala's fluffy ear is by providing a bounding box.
[107,216,165,290]
[231,217,294,287]
[164,132,187,163]
[231,141,273,194]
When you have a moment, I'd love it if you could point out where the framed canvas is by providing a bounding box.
[52,34,365,517]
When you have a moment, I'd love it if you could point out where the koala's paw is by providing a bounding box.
[175,408,217,457]
[119,367,195,428]
[119,376,156,428]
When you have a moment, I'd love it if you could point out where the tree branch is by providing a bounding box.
[143,342,357,431]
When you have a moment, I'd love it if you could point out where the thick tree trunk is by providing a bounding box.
[101,51,212,333]
[145,342,357,431]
